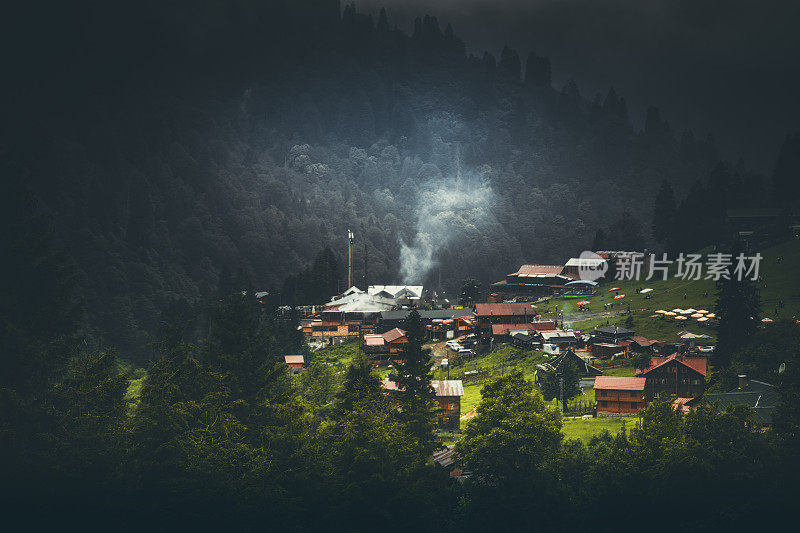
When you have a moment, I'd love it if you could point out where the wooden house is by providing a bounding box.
[490,321,556,343]
[592,325,635,344]
[594,376,647,415]
[636,354,707,401]
[362,328,408,359]
[283,355,305,374]
[474,303,541,338]
[546,348,603,379]
[432,380,464,432]
[489,264,576,297]
[380,378,464,432]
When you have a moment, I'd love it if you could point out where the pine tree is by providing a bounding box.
[390,310,437,453]
[499,45,521,80]
[771,132,800,205]
[652,179,676,246]
[714,243,761,368]
[524,51,551,87]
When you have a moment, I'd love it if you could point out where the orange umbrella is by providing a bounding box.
[761,318,773,323]
[608,287,621,292]
[613,294,625,300]
[577,300,591,305]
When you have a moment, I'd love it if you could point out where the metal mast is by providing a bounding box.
[347,230,354,289]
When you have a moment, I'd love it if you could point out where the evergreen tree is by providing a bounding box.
[390,310,437,453]
[714,243,761,368]
[652,179,676,246]
[540,359,581,405]
[376,7,389,32]
[771,132,800,205]
[591,228,606,251]
[499,45,521,80]
[524,51,551,87]
[459,277,482,306]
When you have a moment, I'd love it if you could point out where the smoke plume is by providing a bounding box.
[399,172,494,284]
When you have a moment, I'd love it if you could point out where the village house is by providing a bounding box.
[542,348,603,380]
[474,302,542,339]
[362,328,408,359]
[377,309,475,335]
[591,325,635,345]
[490,321,556,343]
[628,336,660,354]
[432,380,464,432]
[589,342,628,359]
[380,378,465,432]
[703,375,779,425]
[538,329,579,348]
[594,376,647,416]
[283,355,305,375]
[636,354,708,401]
[489,264,576,298]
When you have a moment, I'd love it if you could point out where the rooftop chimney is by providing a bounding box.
[738,374,749,390]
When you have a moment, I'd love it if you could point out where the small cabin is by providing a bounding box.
[284,355,305,374]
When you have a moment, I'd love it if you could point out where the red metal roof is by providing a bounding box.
[636,354,708,376]
[382,328,406,343]
[630,335,660,346]
[475,302,540,317]
[593,376,646,390]
[673,397,694,414]
[284,355,305,365]
[491,322,556,335]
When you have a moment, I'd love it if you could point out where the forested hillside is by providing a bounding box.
[2,1,768,360]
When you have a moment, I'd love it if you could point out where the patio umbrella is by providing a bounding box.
[696,309,709,314]
[613,294,625,300]
[697,317,709,322]
[679,309,693,315]
[762,318,774,323]
[639,288,653,293]
[674,315,688,320]
[530,304,538,309]
[577,300,591,305]
[706,313,716,318]
[655,310,667,314]
[609,287,621,291]
[691,313,704,318]
[664,311,677,316]
[650,314,661,318]
[672,308,684,313]
[684,308,697,313]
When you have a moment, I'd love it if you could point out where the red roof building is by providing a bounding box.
[362,328,408,358]
[593,376,647,415]
[636,354,708,401]
[284,355,305,374]
[474,303,541,338]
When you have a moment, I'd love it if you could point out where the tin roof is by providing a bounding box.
[432,380,464,397]
[491,321,556,335]
[475,302,540,317]
[593,376,646,391]
[511,265,565,276]
[382,328,406,343]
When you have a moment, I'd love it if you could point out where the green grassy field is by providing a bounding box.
[535,239,800,342]
[562,416,640,442]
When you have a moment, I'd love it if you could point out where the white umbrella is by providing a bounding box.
[690,313,704,318]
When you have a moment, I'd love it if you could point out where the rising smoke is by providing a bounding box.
[399,168,495,284]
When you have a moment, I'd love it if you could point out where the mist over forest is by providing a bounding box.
[2,0,789,361]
